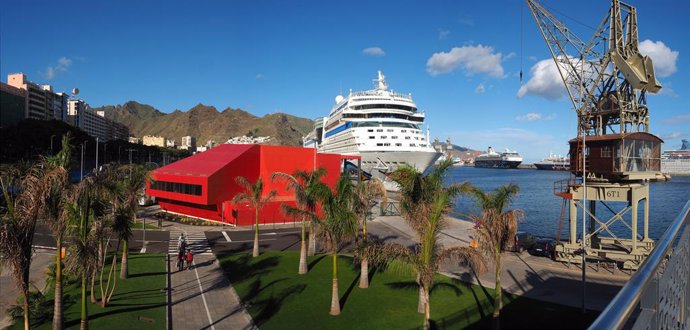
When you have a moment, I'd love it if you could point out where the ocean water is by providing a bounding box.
[447,167,690,240]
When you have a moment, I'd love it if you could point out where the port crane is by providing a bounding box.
[526,0,664,269]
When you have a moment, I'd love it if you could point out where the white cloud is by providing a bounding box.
[517,58,566,100]
[44,56,72,80]
[438,29,450,40]
[255,73,264,80]
[475,83,485,94]
[515,112,556,121]
[362,47,385,56]
[458,16,474,25]
[663,114,690,125]
[639,40,678,78]
[528,55,537,61]
[426,45,505,77]
[503,52,516,61]
[662,132,686,140]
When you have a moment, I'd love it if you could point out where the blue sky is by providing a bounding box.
[1,0,688,161]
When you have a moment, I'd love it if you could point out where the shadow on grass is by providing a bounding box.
[219,254,280,284]
[252,284,306,327]
[128,271,166,278]
[63,303,167,327]
[338,272,360,312]
[308,254,327,270]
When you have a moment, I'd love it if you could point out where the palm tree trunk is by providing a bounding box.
[89,269,97,303]
[329,251,340,316]
[417,274,425,313]
[23,288,30,330]
[424,287,431,330]
[308,222,315,256]
[359,258,369,288]
[120,239,128,279]
[53,239,63,330]
[298,219,307,274]
[253,208,260,257]
[493,253,501,330]
[80,271,88,330]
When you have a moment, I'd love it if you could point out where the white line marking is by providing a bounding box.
[193,258,215,330]
[222,231,232,242]
[225,238,277,243]
[262,232,278,236]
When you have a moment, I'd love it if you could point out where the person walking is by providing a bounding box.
[186,249,194,270]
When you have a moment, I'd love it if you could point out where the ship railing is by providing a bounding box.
[349,90,413,101]
[590,199,690,329]
[553,177,580,198]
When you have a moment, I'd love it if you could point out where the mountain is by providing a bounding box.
[94,101,314,146]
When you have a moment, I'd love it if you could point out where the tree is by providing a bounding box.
[466,183,523,329]
[232,176,277,257]
[365,159,485,329]
[316,175,358,316]
[352,178,387,288]
[0,163,61,330]
[64,177,101,330]
[116,164,149,279]
[271,168,329,274]
[43,134,72,330]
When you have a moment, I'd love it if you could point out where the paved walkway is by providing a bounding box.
[369,215,629,311]
[167,224,255,330]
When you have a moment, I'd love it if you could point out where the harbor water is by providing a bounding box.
[448,167,690,240]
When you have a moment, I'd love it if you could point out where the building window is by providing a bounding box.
[601,146,612,158]
[150,180,202,196]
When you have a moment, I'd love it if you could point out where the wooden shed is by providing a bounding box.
[569,132,663,181]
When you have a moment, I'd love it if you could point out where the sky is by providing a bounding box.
[1,0,688,162]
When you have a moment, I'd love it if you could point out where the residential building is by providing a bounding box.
[68,99,129,141]
[143,135,166,147]
[7,73,67,121]
[181,136,196,150]
[129,137,141,144]
[166,139,176,148]
[0,82,27,128]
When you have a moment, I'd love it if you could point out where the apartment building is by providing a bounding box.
[0,82,27,128]
[181,136,196,150]
[143,135,166,147]
[7,73,67,121]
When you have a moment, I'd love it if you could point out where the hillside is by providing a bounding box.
[95,101,314,146]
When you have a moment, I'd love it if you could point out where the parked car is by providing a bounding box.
[511,232,537,253]
[528,238,554,258]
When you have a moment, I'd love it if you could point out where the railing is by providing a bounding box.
[590,199,690,329]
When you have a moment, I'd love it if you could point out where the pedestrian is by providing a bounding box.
[177,249,185,271]
[177,234,186,250]
[186,249,194,270]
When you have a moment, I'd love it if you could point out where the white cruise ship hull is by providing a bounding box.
[359,150,442,175]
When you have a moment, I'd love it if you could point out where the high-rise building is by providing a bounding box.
[143,135,166,147]
[7,73,67,121]
[0,82,27,128]
[68,99,129,141]
[181,136,196,150]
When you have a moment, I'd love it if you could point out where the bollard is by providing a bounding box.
[597,261,600,272]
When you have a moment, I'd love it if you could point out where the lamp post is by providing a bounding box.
[50,135,57,155]
[95,137,99,173]
[80,141,87,180]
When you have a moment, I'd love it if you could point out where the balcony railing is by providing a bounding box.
[590,199,690,329]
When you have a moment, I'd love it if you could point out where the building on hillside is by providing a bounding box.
[146,144,359,225]
[226,135,272,144]
[181,136,196,150]
[0,82,27,128]
[166,139,176,148]
[196,146,208,153]
[7,73,67,121]
[129,137,141,144]
[143,135,166,147]
[68,100,129,141]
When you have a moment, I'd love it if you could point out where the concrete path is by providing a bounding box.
[167,225,255,330]
[0,249,53,329]
[369,215,629,311]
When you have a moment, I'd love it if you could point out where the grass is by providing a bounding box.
[132,221,160,230]
[219,251,599,330]
[11,253,167,330]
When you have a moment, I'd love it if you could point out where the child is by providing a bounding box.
[186,249,194,270]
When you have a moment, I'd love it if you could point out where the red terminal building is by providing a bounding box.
[146,144,357,226]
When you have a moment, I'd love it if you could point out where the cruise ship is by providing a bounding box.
[474,147,522,169]
[303,71,442,183]
[534,153,569,171]
[661,139,690,174]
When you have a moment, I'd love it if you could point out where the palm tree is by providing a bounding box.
[365,159,485,329]
[352,178,387,288]
[232,176,277,257]
[0,163,60,330]
[466,183,523,329]
[271,168,329,274]
[117,164,149,279]
[316,175,358,316]
[65,177,101,330]
[43,134,72,330]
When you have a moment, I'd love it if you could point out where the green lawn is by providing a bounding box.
[12,253,167,330]
[219,251,599,330]
[132,221,160,230]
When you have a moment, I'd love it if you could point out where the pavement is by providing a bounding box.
[0,249,54,329]
[368,215,629,311]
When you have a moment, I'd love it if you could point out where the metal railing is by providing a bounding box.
[590,199,690,329]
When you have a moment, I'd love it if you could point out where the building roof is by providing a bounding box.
[568,132,663,143]
[154,144,256,177]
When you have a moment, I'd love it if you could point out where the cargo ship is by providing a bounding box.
[474,147,522,169]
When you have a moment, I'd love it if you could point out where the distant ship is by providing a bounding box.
[534,153,570,171]
[474,147,522,169]
[303,70,442,184]
[661,139,690,174]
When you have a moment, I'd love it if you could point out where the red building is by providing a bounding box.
[146,144,356,226]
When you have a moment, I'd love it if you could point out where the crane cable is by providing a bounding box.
[520,1,524,84]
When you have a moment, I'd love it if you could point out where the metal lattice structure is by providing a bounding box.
[526,0,661,138]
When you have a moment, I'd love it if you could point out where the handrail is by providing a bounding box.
[589,199,690,329]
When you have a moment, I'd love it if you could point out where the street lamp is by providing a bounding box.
[80,141,87,180]
[95,137,99,173]
[50,135,57,155]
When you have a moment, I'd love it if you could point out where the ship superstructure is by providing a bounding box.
[661,139,690,174]
[304,71,442,182]
[534,153,569,171]
[473,147,523,169]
